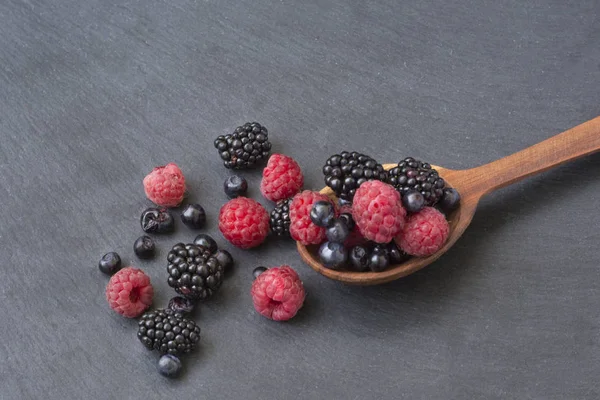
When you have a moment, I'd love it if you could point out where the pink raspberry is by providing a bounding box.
[143,163,186,207]
[352,180,406,243]
[395,207,449,257]
[219,197,269,249]
[105,267,154,318]
[250,265,305,321]
[289,190,332,245]
[260,154,304,202]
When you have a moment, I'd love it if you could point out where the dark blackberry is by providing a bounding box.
[388,157,446,206]
[322,151,387,201]
[166,243,224,301]
[269,198,291,236]
[137,308,201,356]
[214,122,272,169]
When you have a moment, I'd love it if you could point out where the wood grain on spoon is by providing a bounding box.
[297,116,600,285]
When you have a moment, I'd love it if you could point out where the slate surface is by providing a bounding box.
[1,0,599,399]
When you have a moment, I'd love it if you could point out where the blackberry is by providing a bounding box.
[323,151,387,201]
[214,122,272,169]
[269,198,291,236]
[388,157,445,206]
[137,308,201,356]
[166,243,224,301]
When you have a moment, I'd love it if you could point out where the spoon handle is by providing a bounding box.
[462,116,600,197]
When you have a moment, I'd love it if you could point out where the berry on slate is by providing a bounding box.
[252,266,268,279]
[260,154,304,202]
[181,204,206,230]
[325,219,350,243]
[213,249,234,272]
[368,245,390,272]
[269,198,292,237]
[106,267,154,318]
[402,190,425,214]
[387,241,410,264]
[98,252,121,275]
[158,354,182,379]
[168,297,196,314]
[193,233,218,255]
[219,197,269,249]
[134,235,155,259]
[167,243,224,301]
[323,151,387,201]
[352,180,407,243]
[439,188,461,212]
[309,200,336,228]
[143,163,186,207]
[349,245,370,272]
[395,207,449,257]
[214,122,272,169]
[224,175,248,199]
[141,207,175,234]
[250,265,305,321]
[388,157,445,206]
[137,308,201,355]
[289,190,332,245]
[318,241,348,270]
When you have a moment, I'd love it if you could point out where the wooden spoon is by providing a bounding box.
[297,116,600,285]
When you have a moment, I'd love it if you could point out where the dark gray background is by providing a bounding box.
[1,0,599,399]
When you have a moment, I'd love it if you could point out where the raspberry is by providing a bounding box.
[344,225,368,247]
[250,265,305,321]
[260,154,304,202]
[395,207,449,257]
[105,267,154,318]
[289,190,332,245]
[352,180,406,243]
[218,197,269,249]
[143,163,186,207]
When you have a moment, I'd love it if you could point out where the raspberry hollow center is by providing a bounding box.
[129,287,140,303]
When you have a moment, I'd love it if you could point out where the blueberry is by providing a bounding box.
[98,252,121,275]
[368,245,389,272]
[439,188,461,212]
[168,297,196,314]
[193,234,218,254]
[181,204,206,229]
[402,190,425,213]
[224,175,248,198]
[338,212,355,230]
[318,241,348,270]
[310,201,335,227]
[141,207,175,234]
[157,354,182,378]
[134,235,155,259]
[253,266,267,279]
[213,249,234,271]
[349,245,370,272]
[387,241,410,264]
[326,219,350,243]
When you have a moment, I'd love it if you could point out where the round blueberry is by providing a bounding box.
[157,354,182,378]
[134,235,155,259]
[253,266,267,279]
[338,212,355,230]
[402,190,425,213]
[310,200,335,227]
[224,175,248,198]
[181,204,206,229]
[368,245,389,272]
[439,188,461,212]
[213,249,234,271]
[326,219,350,243]
[140,207,175,234]
[387,241,410,264]
[168,297,196,314]
[98,252,121,275]
[318,241,348,270]
[349,245,370,272]
[193,234,218,254]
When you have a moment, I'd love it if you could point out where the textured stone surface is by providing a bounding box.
[1,0,599,398]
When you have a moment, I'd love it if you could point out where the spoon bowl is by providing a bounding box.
[296,116,600,285]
